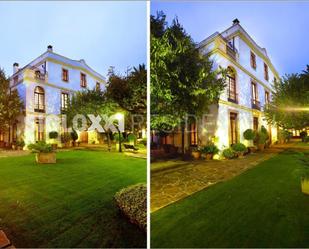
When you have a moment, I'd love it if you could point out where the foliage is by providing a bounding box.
[264,65,309,130]
[139,137,147,146]
[150,12,226,133]
[128,133,136,143]
[304,136,309,143]
[61,133,71,143]
[300,131,307,142]
[0,68,24,132]
[114,183,147,232]
[200,144,219,155]
[243,129,256,141]
[222,148,235,159]
[28,141,53,153]
[256,131,268,145]
[113,133,124,142]
[16,140,25,148]
[71,129,78,141]
[231,143,247,152]
[49,131,58,139]
[191,146,201,152]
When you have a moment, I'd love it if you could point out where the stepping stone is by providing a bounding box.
[0,230,11,248]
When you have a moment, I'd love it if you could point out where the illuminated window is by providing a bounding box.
[34,86,45,112]
[61,92,69,112]
[190,122,198,146]
[35,118,45,142]
[96,82,100,91]
[253,117,259,131]
[80,73,87,88]
[265,91,270,105]
[250,51,256,69]
[227,67,237,103]
[230,112,238,145]
[62,68,69,82]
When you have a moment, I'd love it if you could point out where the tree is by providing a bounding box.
[150,12,226,153]
[0,68,24,142]
[264,65,309,130]
[66,88,119,150]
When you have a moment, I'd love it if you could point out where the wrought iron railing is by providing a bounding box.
[252,99,261,110]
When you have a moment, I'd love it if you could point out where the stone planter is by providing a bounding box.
[205,153,214,160]
[191,151,201,160]
[236,151,245,158]
[301,177,309,195]
[249,146,257,153]
[36,152,56,164]
[258,144,265,151]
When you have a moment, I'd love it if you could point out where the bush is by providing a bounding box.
[127,133,136,143]
[243,129,256,140]
[61,133,71,143]
[222,148,235,159]
[300,131,307,142]
[200,144,219,155]
[256,131,268,145]
[28,141,54,153]
[113,133,124,142]
[71,129,78,141]
[304,136,309,143]
[140,137,147,146]
[231,143,247,152]
[16,140,25,148]
[49,131,58,139]
[114,183,146,232]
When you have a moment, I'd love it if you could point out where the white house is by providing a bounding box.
[3,45,106,147]
[158,19,280,151]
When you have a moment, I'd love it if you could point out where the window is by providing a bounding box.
[265,91,270,105]
[253,117,259,131]
[190,122,198,146]
[80,73,87,88]
[61,92,69,112]
[35,118,45,142]
[264,63,269,81]
[230,112,238,145]
[62,68,69,82]
[12,123,17,142]
[96,82,100,91]
[250,51,256,69]
[251,82,260,110]
[34,86,45,112]
[227,67,237,103]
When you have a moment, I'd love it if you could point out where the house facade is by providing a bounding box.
[158,19,280,151]
[1,45,106,147]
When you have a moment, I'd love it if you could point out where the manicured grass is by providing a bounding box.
[0,150,146,248]
[151,150,309,248]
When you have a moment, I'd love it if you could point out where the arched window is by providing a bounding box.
[227,67,237,103]
[34,86,45,112]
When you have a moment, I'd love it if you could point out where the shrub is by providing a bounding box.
[243,129,256,140]
[140,137,147,146]
[71,129,78,141]
[191,146,201,152]
[256,131,268,145]
[61,133,71,143]
[304,136,309,143]
[16,140,25,148]
[300,131,307,142]
[113,133,124,142]
[49,131,58,139]
[28,141,54,153]
[200,144,219,155]
[114,183,146,232]
[222,148,235,159]
[127,133,136,143]
[231,143,247,152]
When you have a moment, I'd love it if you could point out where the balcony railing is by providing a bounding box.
[252,99,261,110]
[227,90,238,104]
[226,45,237,60]
[34,104,45,113]
[35,71,46,81]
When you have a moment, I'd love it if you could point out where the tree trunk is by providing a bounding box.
[181,123,185,155]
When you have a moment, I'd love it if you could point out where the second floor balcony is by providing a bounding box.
[252,99,261,110]
[226,44,237,61]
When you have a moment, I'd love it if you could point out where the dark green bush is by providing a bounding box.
[114,183,146,232]
[113,133,124,142]
[128,133,136,143]
[71,129,78,141]
[243,129,256,140]
[49,131,58,139]
[231,143,247,152]
[300,131,307,142]
[28,141,54,153]
[256,130,268,145]
[200,144,219,155]
[61,133,71,143]
[222,148,235,159]
[304,136,309,143]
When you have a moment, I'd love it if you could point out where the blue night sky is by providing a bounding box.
[151,1,309,76]
[0,1,146,77]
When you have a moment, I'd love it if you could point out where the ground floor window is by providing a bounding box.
[0,131,4,142]
[35,118,45,142]
[253,117,259,131]
[12,123,17,142]
[230,112,238,145]
[190,122,198,146]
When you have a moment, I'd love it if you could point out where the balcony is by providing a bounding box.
[227,90,238,104]
[252,99,261,110]
[35,71,46,81]
[24,68,48,82]
[226,45,237,61]
[34,104,45,113]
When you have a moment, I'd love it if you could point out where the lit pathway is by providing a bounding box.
[151,147,285,212]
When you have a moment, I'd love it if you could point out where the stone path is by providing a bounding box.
[0,230,15,248]
[151,147,285,212]
[0,150,30,158]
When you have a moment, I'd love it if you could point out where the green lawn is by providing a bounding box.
[151,150,309,248]
[0,150,146,248]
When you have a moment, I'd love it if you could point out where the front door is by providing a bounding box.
[230,112,238,145]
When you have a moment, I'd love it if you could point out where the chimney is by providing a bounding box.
[233,18,240,25]
[13,62,19,74]
[47,45,53,52]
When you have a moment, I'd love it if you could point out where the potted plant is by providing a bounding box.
[61,132,71,148]
[49,131,58,150]
[128,133,137,146]
[301,171,309,195]
[201,144,219,160]
[16,140,25,150]
[222,147,235,159]
[191,146,201,159]
[231,143,247,157]
[243,129,257,152]
[256,131,268,151]
[28,141,56,164]
[71,129,78,147]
